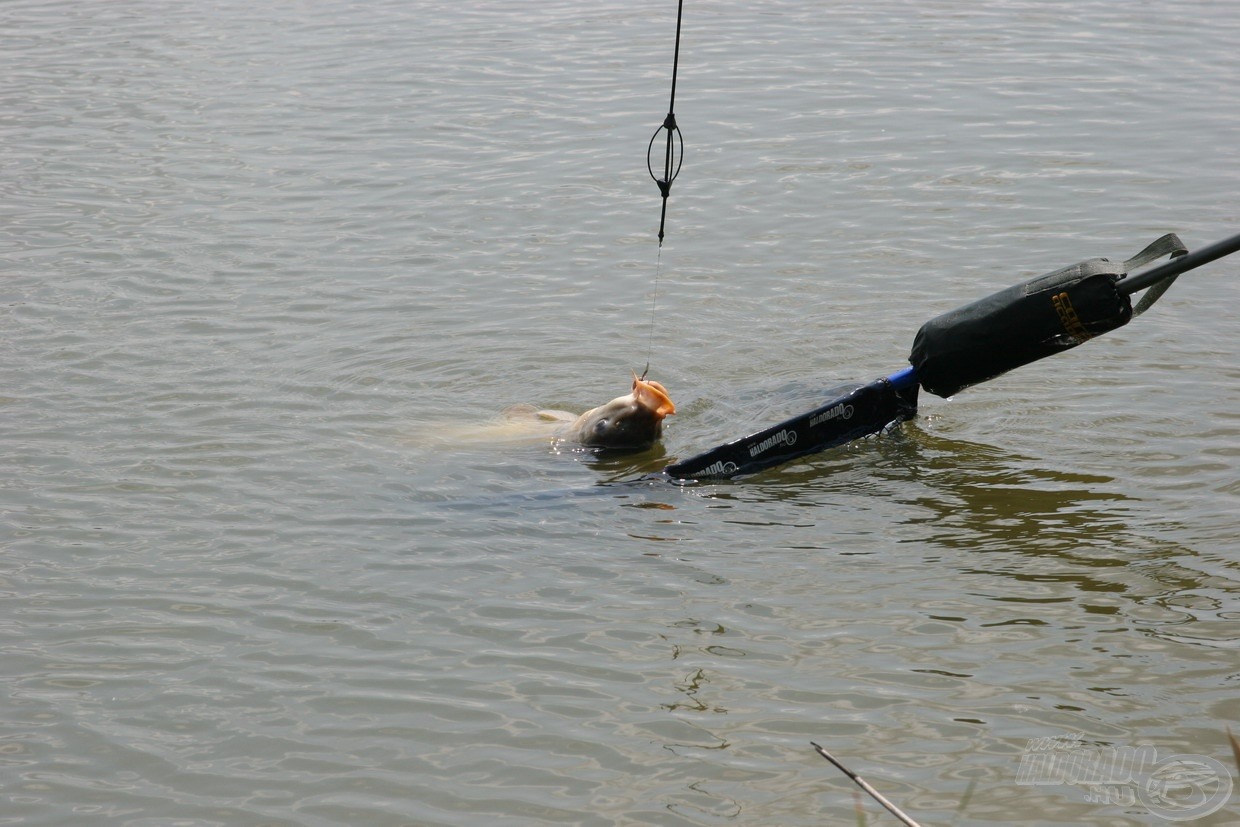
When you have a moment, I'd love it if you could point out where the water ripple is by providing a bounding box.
[4,0,1240,824]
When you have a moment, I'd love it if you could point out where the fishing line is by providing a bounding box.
[641,246,662,380]
[642,0,686,377]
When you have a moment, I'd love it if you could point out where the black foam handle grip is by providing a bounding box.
[910,263,1131,398]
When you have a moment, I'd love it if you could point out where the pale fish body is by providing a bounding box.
[416,376,675,451]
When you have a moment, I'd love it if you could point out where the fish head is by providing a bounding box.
[567,374,676,450]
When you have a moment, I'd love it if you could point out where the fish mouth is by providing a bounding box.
[631,373,676,419]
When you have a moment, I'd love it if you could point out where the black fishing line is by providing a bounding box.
[643,0,685,378]
[647,0,685,247]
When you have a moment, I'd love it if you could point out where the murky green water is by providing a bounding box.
[4,1,1239,824]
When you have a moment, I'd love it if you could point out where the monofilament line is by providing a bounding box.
[641,246,662,380]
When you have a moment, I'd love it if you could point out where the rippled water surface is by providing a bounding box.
[4,1,1240,824]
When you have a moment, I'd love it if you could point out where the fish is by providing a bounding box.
[417,374,675,452]
[555,374,676,450]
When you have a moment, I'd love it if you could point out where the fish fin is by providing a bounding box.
[501,403,540,421]
[537,409,578,423]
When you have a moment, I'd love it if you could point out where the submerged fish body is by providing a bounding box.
[557,376,676,451]
[425,376,675,452]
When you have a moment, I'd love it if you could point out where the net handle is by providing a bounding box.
[1120,231,1240,296]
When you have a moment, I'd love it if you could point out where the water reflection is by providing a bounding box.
[577,443,671,480]
[886,427,1134,561]
[658,420,1237,643]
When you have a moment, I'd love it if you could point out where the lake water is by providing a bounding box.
[4,0,1240,824]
